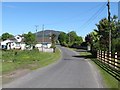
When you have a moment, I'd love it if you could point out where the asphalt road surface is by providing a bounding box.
[3,46,103,88]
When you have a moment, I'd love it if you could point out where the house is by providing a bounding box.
[0,35,26,50]
[35,37,52,49]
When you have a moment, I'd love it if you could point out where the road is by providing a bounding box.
[3,46,103,88]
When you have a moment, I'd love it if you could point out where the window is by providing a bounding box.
[17,37,20,39]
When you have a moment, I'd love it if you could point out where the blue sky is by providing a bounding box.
[2,2,118,37]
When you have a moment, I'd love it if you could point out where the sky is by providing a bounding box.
[2,2,118,37]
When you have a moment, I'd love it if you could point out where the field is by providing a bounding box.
[1,48,61,75]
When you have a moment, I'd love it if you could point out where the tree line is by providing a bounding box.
[58,31,83,48]
[85,15,120,53]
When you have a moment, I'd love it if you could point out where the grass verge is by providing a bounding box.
[1,48,61,75]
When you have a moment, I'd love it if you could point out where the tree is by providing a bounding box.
[51,34,56,47]
[58,32,68,46]
[86,15,120,52]
[67,31,81,47]
[23,32,36,46]
[58,31,83,47]
[1,33,13,41]
[50,34,56,53]
[74,36,83,45]
[94,18,110,51]
[85,31,99,51]
[67,31,77,44]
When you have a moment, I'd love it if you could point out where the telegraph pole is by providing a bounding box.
[107,0,111,52]
[42,24,44,52]
[35,25,39,42]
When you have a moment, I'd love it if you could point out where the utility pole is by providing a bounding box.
[42,24,44,52]
[107,0,111,52]
[35,25,39,43]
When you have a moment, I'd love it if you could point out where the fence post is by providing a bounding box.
[99,50,100,60]
[115,52,118,69]
[109,52,111,66]
[102,51,104,63]
[97,50,99,59]
[105,51,107,64]
[100,50,101,61]
[103,51,105,63]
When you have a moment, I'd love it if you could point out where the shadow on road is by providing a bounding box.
[73,55,93,59]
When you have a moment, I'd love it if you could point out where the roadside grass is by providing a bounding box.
[67,47,77,51]
[80,51,119,88]
[91,58,119,88]
[1,48,61,74]
[75,50,119,88]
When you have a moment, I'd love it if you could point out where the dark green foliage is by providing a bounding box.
[58,32,68,46]
[1,33,13,41]
[51,34,56,48]
[58,31,83,47]
[23,32,36,45]
[85,15,120,53]
[112,38,120,52]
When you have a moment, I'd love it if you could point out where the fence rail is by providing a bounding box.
[97,50,120,81]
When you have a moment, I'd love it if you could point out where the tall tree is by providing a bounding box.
[58,32,68,46]
[86,15,120,52]
[1,33,13,41]
[74,36,83,46]
[85,31,99,51]
[23,32,36,46]
[94,18,109,51]
[51,34,56,47]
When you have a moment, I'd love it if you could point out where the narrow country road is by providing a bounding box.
[3,46,103,88]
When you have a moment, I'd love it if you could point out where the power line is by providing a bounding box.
[44,3,105,26]
[79,3,107,30]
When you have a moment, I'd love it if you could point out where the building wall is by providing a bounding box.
[20,44,26,50]
[1,40,11,46]
[35,44,42,48]
[47,43,52,48]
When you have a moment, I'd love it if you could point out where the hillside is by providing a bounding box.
[35,30,61,39]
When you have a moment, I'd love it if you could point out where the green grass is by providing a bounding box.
[78,51,119,88]
[79,51,92,56]
[67,47,77,51]
[1,48,61,74]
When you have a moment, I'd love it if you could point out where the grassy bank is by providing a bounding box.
[1,48,61,74]
[79,51,119,88]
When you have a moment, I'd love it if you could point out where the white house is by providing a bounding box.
[0,35,26,50]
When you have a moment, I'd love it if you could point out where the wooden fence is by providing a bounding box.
[97,50,120,81]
